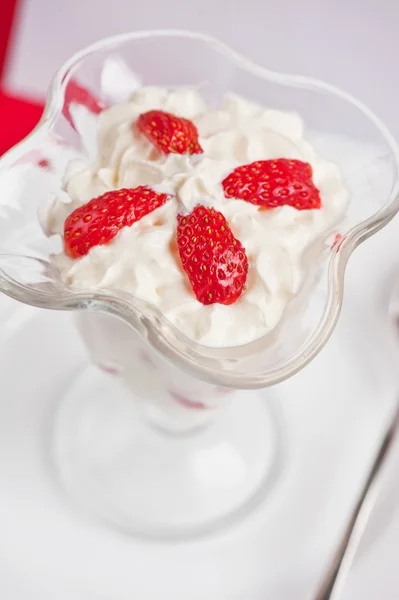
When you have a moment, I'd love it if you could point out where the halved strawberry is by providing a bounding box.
[222,159,321,210]
[176,205,248,305]
[63,79,105,129]
[64,186,170,258]
[136,110,203,155]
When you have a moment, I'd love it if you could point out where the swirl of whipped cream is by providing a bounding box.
[48,87,348,347]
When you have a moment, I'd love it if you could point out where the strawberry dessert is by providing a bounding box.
[48,87,348,347]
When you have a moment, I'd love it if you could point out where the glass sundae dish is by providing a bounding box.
[0,31,398,540]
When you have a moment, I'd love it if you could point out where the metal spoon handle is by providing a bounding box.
[313,401,399,600]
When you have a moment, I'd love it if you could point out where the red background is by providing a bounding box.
[0,0,44,156]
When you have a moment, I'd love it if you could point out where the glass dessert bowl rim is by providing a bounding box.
[1,29,399,389]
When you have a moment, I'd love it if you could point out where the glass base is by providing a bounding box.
[51,365,286,540]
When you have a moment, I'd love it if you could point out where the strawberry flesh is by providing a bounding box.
[136,110,203,155]
[176,205,248,305]
[222,159,321,210]
[64,186,170,259]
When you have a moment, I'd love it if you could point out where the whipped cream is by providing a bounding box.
[48,87,348,347]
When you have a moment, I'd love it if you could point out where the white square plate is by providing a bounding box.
[0,209,398,599]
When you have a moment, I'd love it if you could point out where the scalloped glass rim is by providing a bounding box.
[1,29,399,389]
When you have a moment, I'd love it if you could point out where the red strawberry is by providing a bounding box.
[136,110,203,155]
[64,186,170,259]
[63,79,105,129]
[37,158,51,170]
[176,205,248,305]
[331,233,343,250]
[222,159,321,210]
